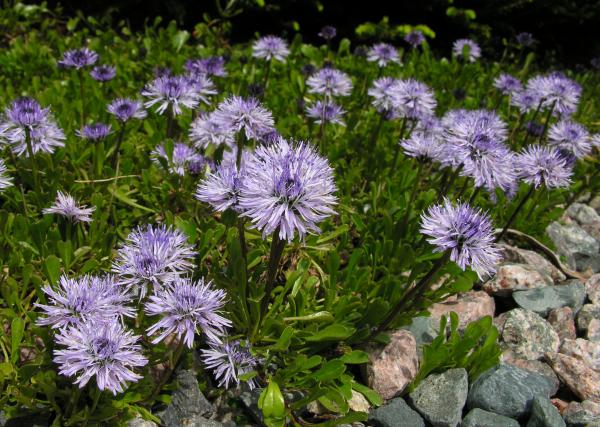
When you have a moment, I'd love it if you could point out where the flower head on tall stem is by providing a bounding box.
[305,100,346,126]
[53,318,147,395]
[196,157,247,213]
[318,26,337,41]
[420,199,501,279]
[142,75,200,116]
[306,68,353,98]
[401,132,443,163]
[152,142,205,176]
[213,96,275,141]
[36,274,134,329]
[185,73,218,105]
[145,277,231,347]
[239,138,337,242]
[392,79,437,120]
[547,120,591,159]
[252,36,290,62]
[510,90,540,114]
[0,159,13,192]
[515,145,573,189]
[452,39,481,62]
[112,224,196,299]
[367,43,400,67]
[516,32,535,47]
[107,98,147,122]
[190,111,235,150]
[201,339,260,390]
[404,30,425,48]
[185,56,228,77]
[90,65,116,82]
[58,48,99,69]
[43,191,95,223]
[493,73,522,95]
[368,77,400,113]
[526,73,581,116]
[76,123,112,141]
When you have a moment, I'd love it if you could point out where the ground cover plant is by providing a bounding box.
[0,3,599,426]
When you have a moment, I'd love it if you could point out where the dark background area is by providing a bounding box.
[48,0,600,67]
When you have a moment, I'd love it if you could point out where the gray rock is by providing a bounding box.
[368,397,425,427]
[562,400,600,426]
[548,307,577,342]
[512,280,586,317]
[527,396,566,427]
[567,203,600,225]
[467,364,556,418]
[460,408,519,427]
[409,368,468,427]
[577,304,600,333]
[240,388,263,424]
[127,416,159,427]
[501,355,560,396]
[546,222,600,273]
[500,244,566,282]
[160,370,213,427]
[401,316,439,349]
[501,309,560,360]
[586,274,600,304]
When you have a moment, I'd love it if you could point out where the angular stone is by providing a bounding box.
[483,263,553,296]
[160,370,213,427]
[368,397,425,427]
[588,319,600,342]
[428,291,495,330]
[562,400,600,426]
[127,417,159,427]
[548,307,577,342]
[560,338,600,372]
[577,304,600,333]
[502,354,560,396]
[460,408,519,427]
[348,390,371,412]
[501,309,560,360]
[545,352,600,402]
[365,330,419,400]
[527,396,566,427]
[467,364,556,418]
[500,244,566,282]
[566,203,600,225]
[240,388,263,425]
[546,222,600,273]
[401,316,439,349]
[586,274,600,304]
[409,368,468,427]
[583,222,600,243]
[512,281,586,317]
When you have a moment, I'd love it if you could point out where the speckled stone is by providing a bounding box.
[483,263,553,296]
[460,408,519,427]
[501,309,560,360]
[513,281,586,317]
[526,396,566,427]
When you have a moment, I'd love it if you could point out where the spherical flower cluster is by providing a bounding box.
[185,56,228,77]
[515,145,572,189]
[547,120,591,159]
[516,32,535,47]
[145,277,231,347]
[367,43,400,67]
[112,224,196,298]
[213,96,275,140]
[152,142,205,176]
[53,318,147,395]
[510,90,539,113]
[0,159,13,192]
[368,77,400,113]
[90,65,116,82]
[43,191,95,223]
[107,98,147,122]
[189,112,235,150]
[58,48,98,69]
[306,68,353,98]
[185,73,217,105]
[202,340,260,390]
[452,39,481,62]
[142,75,200,115]
[196,159,246,213]
[393,79,437,120]
[401,132,443,162]
[404,30,425,48]
[305,100,346,126]
[526,73,581,116]
[252,35,290,62]
[0,97,65,156]
[318,26,337,41]
[239,138,337,242]
[76,123,111,141]
[493,74,522,95]
[420,199,501,279]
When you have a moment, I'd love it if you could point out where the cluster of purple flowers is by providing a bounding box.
[404,30,425,48]
[43,191,96,223]
[152,142,206,176]
[185,56,228,77]
[306,68,353,98]
[76,123,112,141]
[252,35,290,62]
[367,43,401,67]
[142,74,212,116]
[368,77,437,121]
[452,39,481,62]
[212,96,275,141]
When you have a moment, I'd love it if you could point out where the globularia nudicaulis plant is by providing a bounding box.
[0,5,598,426]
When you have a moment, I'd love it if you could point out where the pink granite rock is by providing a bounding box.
[499,244,566,282]
[483,263,553,296]
[547,307,577,342]
[545,352,600,402]
[560,338,600,372]
[586,274,600,304]
[588,319,600,343]
[428,291,495,330]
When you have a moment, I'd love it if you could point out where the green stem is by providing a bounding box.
[496,185,535,242]
[78,69,86,129]
[94,140,104,179]
[236,132,246,170]
[259,231,286,326]
[262,59,272,90]
[438,164,463,201]
[24,128,41,200]
[398,161,423,239]
[538,101,556,144]
[83,389,102,426]
[110,123,127,169]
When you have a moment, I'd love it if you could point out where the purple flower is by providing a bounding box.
[368,77,400,113]
[516,145,572,189]
[0,159,13,192]
[401,133,443,162]
[318,26,337,41]
[367,43,400,67]
[252,36,290,62]
[511,90,540,114]
[90,65,116,82]
[404,30,426,48]
[305,100,346,126]
[306,68,353,98]
[53,319,147,395]
[525,121,544,137]
[185,73,217,105]
[213,96,275,141]
[145,277,231,348]
[190,112,235,150]
[392,79,437,120]
[152,142,205,176]
[76,123,111,141]
[201,340,260,390]
[547,120,591,159]
[43,191,95,223]
[452,39,481,62]
[107,98,147,122]
[112,224,196,298]
[493,74,522,95]
[592,134,600,148]
[36,275,134,329]
[58,48,98,69]
[142,75,199,115]
[591,57,600,70]
[516,32,535,47]
[185,57,228,77]
[239,138,337,242]
[196,159,247,213]
[526,74,581,116]
[420,199,501,279]
[0,97,65,156]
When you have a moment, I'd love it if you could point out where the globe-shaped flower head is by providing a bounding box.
[213,96,275,141]
[90,65,116,82]
[452,39,481,62]
[202,340,260,390]
[318,26,337,41]
[76,123,111,141]
[189,111,235,150]
[392,79,437,120]
[516,32,535,47]
[420,199,501,279]
[305,100,346,126]
[196,158,248,213]
[152,142,205,176]
[58,48,98,69]
[53,318,148,395]
[239,138,337,242]
[515,145,573,189]
[185,73,217,105]
[252,36,290,62]
[368,77,401,114]
[107,98,147,122]
[493,74,522,95]
[526,73,581,117]
[185,56,228,77]
[404,30,425,48]
[367,43,400,67]
[0,159,13,192]
[547,120,591,159]
[142,75,200,115]
[43,191,95,223]
[306,68,353,98]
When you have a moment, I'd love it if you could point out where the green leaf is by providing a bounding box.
[43,255,61,285]
[306,324,356,342]
[172,30,190,52]
[340,350,369,364]
[10,318,25,363]
[351,381,382,406]
[313,360,346,382]
[258,380,286,427]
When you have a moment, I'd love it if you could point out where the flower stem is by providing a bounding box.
[78,69,86,129]
[538,101,556,144]
[259,231,286,325]
[24,128,41,200]
[110,123,126,169]
[496,185,535,242]
[398,161,423,238]
[236,132,246,170]
[83,388,102,426]
[262,59,272,90]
